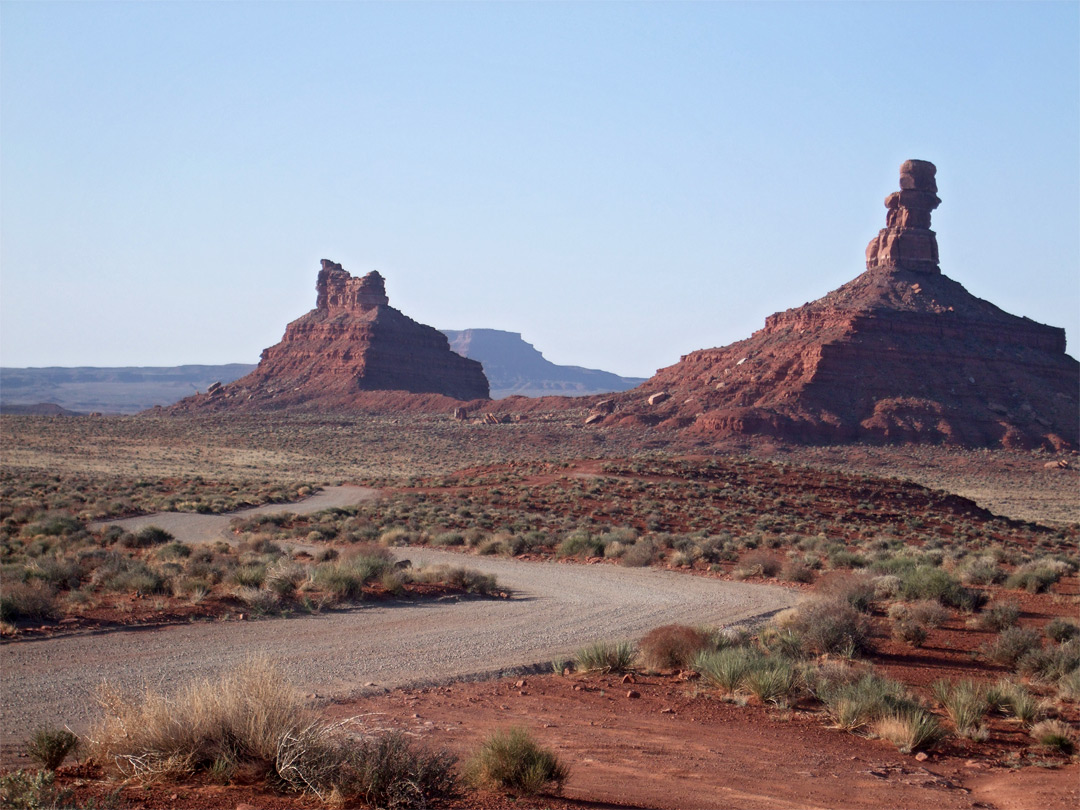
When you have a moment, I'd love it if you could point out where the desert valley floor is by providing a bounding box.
[1,411,1077,809]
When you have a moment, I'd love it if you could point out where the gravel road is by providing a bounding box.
[90,485,381,545]
[1,548,797,758]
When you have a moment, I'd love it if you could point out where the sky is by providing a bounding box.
[2,1,1077,378]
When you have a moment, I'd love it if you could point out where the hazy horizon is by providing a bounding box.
[3,2,1077,378]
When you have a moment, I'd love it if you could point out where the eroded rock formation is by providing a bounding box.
[601,161,1079,449]
[169,260,489,411]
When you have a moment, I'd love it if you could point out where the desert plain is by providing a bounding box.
[1,410,1077,809]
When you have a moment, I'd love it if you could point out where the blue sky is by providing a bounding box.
[2,1,1077,377]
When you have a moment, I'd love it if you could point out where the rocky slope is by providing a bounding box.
[597,160,1078,449]
[166,261,489,412]
[441,328,645,398]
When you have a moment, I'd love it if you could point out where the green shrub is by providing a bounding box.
[231,563,267,588]
[0,581,58,622]
[0,769,72,810]
[734,550,781,579]
[556,530,604,559]
[131,526,174,548]
[983,626,1042,668]
[976,601,1021,632]
[638,625,712,671]
[26,728,79,770]
[342,732,458,809]
[791,598,873,657]
[1005,564,1062,594]
[26,516,84,538]
[575,640,636,674]
[1046,618,1080,643]
[1018,638,1080,683]
[93,557,168,594]
[960,556,1004,585]
[781,559,815,584]
[412,565,499,595]
[619,539,657,568]
[466,727,568,796]
[892,620,928,648]
[25,557,84,590]
[899,566,983,610]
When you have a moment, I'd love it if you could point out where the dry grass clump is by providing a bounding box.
[86,659,457,807]
[1029,719,1076,754]
[89,658,310,777]
[637,624,713,671]
[465,727,568,796]
[872,707,945,755]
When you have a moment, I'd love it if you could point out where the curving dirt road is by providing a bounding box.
[1,548,797,760]
[90,484,381,545]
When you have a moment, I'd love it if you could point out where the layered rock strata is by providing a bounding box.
[602,161,1078,449]
[170,260,489,411]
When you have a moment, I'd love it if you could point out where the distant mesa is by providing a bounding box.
[599,160,1079,450]
[441,328,646,399]
[167,260,489,412]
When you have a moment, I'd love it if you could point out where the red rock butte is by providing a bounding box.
[169,260,489,411]
[601,160,1079,450]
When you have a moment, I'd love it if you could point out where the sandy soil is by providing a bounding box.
[0,549,797,765]
[326,672,1079,810]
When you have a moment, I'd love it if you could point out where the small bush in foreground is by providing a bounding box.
[638,625,712,671]
[1029,719,1075,754]
[26,727,79,770]
[0,769,72,810]
[466,727,568,796]
[574,640,635,674]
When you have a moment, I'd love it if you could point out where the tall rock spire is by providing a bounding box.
[865,160,941,274]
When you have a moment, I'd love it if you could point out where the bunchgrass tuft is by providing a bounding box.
[931,679,990,739]
[1029,719,1075,754]
[466,727,568,796]
[574,640,635,674]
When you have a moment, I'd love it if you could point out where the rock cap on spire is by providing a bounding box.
[866,160,941,274]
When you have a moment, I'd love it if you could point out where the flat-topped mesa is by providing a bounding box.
[316,259,389,314]
[865,159,941,274]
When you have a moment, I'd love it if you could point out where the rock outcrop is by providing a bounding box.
[168,260,489,411]
[601,161,1079,450]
